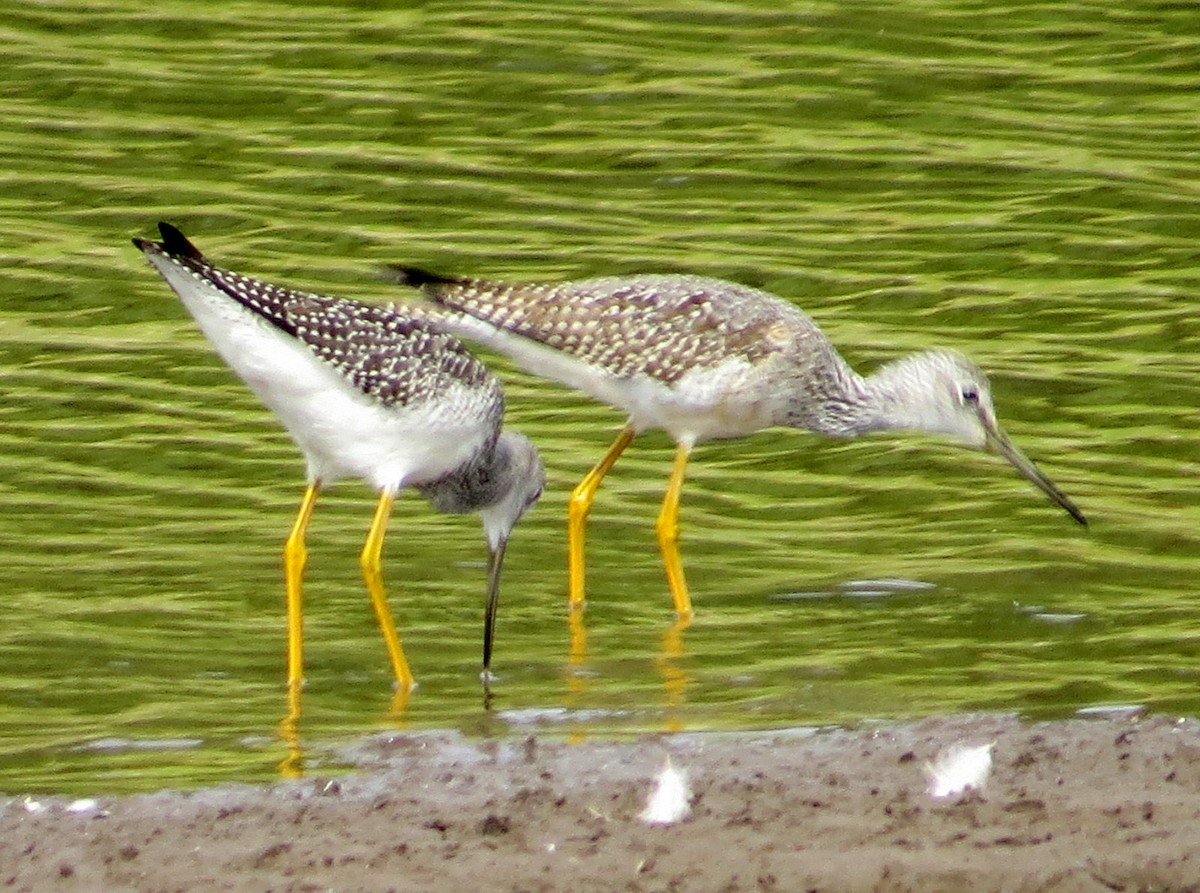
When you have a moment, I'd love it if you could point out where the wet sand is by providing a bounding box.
[3,712,1199,892]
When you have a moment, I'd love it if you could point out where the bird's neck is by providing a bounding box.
[416,436,506,515]
[854,353,949,437]
[780,349,880,438]
[786,353,931,439]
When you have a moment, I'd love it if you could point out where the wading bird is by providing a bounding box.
[390,265,1085,617]
[135,224,543,692]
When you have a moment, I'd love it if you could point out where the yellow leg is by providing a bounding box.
[655,442,694,618]
[284,482,320,691]
[567,425,636,611]
[360,490,415,692]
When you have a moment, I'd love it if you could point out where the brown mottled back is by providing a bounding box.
[394,269,828,385]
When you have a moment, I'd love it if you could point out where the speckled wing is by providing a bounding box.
[393,269,824,385]
[142,229,500,413]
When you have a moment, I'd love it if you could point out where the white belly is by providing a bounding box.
[150,254,490,490]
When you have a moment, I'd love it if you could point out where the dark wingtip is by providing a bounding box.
[156,222,204,260]
[384,264,466,288]
[132,222,206,261]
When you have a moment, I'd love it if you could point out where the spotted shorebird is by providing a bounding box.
[134,223,544,692]
[390,266,1086,618]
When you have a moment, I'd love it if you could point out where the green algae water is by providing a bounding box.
[0,0,1197,794]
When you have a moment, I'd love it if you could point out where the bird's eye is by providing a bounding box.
[960,386,980,404]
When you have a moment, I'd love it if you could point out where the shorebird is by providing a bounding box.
[390,266,1086,617]
[134,223,544,692]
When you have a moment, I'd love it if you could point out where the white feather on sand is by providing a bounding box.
[639,758,691,825]
[925,742,994,798]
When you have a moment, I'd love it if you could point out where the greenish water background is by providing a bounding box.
[1,0,1196,794]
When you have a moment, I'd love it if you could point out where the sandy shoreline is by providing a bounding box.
[3,712,1199,892]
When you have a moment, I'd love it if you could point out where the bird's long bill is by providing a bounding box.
[984,423,1087,526]
[482,539,508,677]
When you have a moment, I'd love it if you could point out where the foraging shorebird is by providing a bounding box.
[390,265,1086,617]
[134,224,543,692]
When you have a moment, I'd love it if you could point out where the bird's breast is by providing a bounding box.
[623,358,779,443]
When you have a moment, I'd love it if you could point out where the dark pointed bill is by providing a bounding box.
[482,539,508,681]
[983,422,1087,526]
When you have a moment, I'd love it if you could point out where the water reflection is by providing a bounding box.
[657,616,691,733]
[278,670,417,779]
[277,686,303,779]
[564,606,693,739]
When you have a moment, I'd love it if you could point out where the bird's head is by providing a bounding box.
[872,349,1086,525]
[479,430,545,552]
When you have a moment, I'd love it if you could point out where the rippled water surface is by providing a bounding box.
[1,0,1197,793]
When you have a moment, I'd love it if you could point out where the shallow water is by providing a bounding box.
[0,0,1197,794]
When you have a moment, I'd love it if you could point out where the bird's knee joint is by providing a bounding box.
[655,516,679,546]
[568,490,593,520]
